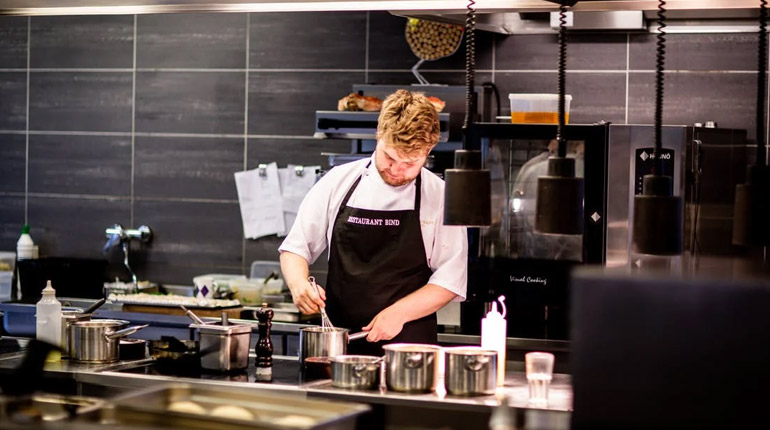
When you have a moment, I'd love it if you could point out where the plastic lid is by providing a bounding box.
[21,224,30,234]
[41,280,55,295]
[508,93,573,101]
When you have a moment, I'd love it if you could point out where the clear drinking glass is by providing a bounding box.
[525,352,554,407]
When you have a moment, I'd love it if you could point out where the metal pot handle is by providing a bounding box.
[405,353,424,368]
[464,355,489,372]
[353,364,368,379]
[348,331,369,342]
[104,324,149,341]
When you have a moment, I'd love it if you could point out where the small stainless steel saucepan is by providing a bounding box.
[299,327,368,365]
[69,319,148,363]
[330,355,383,390]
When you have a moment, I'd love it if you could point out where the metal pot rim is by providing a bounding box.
[383,343,441,353]
[330,355,382,364]
[444,346,498,356]
[71,319,129,328]
[301,326,348,334]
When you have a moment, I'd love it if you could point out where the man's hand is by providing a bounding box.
[362,306,406,342]
[291,279,326,315]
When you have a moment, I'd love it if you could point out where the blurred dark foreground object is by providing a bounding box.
[571,271,770,430]
[0,339,58,397]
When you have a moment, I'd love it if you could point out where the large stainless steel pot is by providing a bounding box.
[383,343,441,393]
[69,319,148,363]
[330,355,382,390]
[444,347,497,396]
[299,327,368,365]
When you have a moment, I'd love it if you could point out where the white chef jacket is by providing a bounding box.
[278,155,468,301]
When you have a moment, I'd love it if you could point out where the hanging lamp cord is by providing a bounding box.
[758,0,767,166]
[557,2,568,158]
[464,0,476,131]
[653,0,667,175]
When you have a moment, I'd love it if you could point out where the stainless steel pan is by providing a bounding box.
[298,327,368,365]
[69,319,148,363]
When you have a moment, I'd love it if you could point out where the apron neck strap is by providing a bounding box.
[340,160,423,209]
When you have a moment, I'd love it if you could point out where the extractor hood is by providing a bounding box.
[0,0,762,16]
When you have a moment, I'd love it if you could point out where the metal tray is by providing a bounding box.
[109,383,368,430]
[0,393,104,423]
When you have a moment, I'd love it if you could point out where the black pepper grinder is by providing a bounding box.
[255,303,274,382]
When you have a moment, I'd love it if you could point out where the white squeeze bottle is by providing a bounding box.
[36,280,62,362]
[481,295,507,387]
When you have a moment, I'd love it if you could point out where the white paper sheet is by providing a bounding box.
[282,164,320,213]
[277,167,295,236]
[235,163,285,239]
[276,165,318,236]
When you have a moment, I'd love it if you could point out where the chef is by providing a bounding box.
[279,89,468,355]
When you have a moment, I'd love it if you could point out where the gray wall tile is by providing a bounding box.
[366,71,493,87]
[0,16,28,69]
[0,72,26,130]
[135,136,243,200]
[245,235,283,269]
[137,14,247,69]
[0,134,25,193]
[496,33,627,71]
[247,137,349,169]
[132,200,242,267]
[135,71,245,134]
[245,234,328,280]
[249,12,366,69]
[367,11,494,71]
[496,72,626,124]
[28,196,131,258]
[29,72,132,132]
[0,196,25,251]
[28,134,131,196]
[30,16,133,69]
[248,71,364,135]
[629,33,758,71]
[628,72,757,140]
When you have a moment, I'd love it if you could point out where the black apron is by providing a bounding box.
[325,163,436,356]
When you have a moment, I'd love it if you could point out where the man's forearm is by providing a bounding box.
[279,251,310,293]
[388,284,457,324]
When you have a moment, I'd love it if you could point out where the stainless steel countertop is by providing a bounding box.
[0,346,572,414]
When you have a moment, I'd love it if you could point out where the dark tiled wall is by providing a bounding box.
[0,13,763,285]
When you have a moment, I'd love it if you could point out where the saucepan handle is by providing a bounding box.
[105,324,149,340]
[348,331,369,342]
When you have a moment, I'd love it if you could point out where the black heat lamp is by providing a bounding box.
[733,0,770,247]
[443,0,491,227]
[444,150,491,226]
[631,0,683,256]
[535,2,584,235]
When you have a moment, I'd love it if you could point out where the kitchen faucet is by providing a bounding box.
[104,224,152,293]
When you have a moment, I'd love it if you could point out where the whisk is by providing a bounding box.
[309,276,334,330]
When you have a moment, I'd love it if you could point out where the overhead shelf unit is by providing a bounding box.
[314,111,451,142]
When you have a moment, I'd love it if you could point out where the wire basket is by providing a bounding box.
[405,18,464,84]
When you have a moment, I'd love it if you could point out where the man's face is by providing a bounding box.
[374,140,428,187]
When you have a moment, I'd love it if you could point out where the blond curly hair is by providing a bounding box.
[376,90,440,156]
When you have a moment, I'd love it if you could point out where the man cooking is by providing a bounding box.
[279,89,468,355]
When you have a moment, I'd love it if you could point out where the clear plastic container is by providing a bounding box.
[0,251,14,302]
[509,93,572,124]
